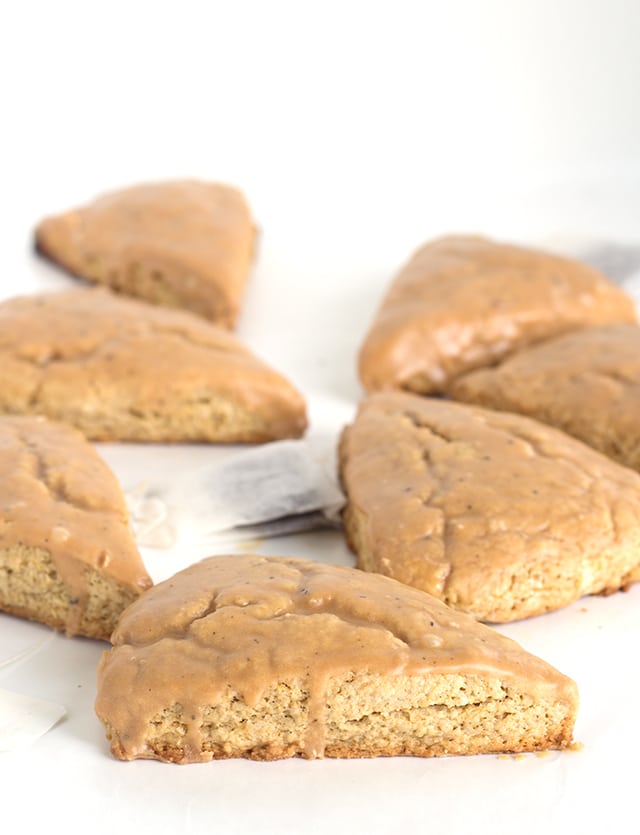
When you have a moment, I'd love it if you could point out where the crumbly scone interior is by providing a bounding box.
[0,545,143,641]
[116,671,574,763]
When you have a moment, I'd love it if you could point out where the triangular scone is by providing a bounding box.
[34,180,256,328]
[358,235,636,394]
[339,393,640,622]
[95,554,578,762]
[0,415,152,639]
[0,288,307,442]
[450,323,640,473]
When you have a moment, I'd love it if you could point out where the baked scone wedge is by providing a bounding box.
[0,415,151,639]
[358,235,636,394]
[450,323,640,473]
[0,288,307,442]
[95,554,578,762]
[339,393,640,622]
[34,179,256,328]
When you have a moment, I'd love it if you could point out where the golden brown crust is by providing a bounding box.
[34,179,256,328]
[0,415,151,638]
[358,235,637,394]
[95,554,578,762]
[0,288,307,442]
[339,392,640,621]
[450,323,640,472]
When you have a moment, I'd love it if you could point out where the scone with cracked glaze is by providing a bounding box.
[0,414,151,639]
[339,392,640,622]
[358,235,636,394]
[0,288,306,442]
[95,555,578,762]
[450,323,640,473]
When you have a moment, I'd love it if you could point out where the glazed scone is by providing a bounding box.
[450,323,640,472]
[339,393,640,622]
[0,288,307,442]
[95,554,578,762]
[358,235,637,394]
[34,180,256,327]
[0,415,151,639]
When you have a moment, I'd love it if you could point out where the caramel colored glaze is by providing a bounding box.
[339,393,640,622]
[0,415,151,632]
[0,288,307,442]
[95,555,577,761]
[358,235,637,394]
[34,180,256,328]
[450,323,640,473]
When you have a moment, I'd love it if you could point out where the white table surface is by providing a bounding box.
[2,204,640,835]
[3,3,640,832]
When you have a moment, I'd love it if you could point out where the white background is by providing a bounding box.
[2,2,640,833]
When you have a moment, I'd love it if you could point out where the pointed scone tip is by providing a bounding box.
[339,392,640,622]
[358,235,637,394]
[0,414,152,639]
[95,554,578,762]
[34,179,256,328]
[450,322,640,473]
[0,288,307,442]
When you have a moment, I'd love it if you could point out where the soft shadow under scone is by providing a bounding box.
[95,554,578,762]
[339,393,640,622]
[450,323,640,473]
[358,235,637,394]
[0,415,151,639]
[0,288,307,442]
[34,179,256,328]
